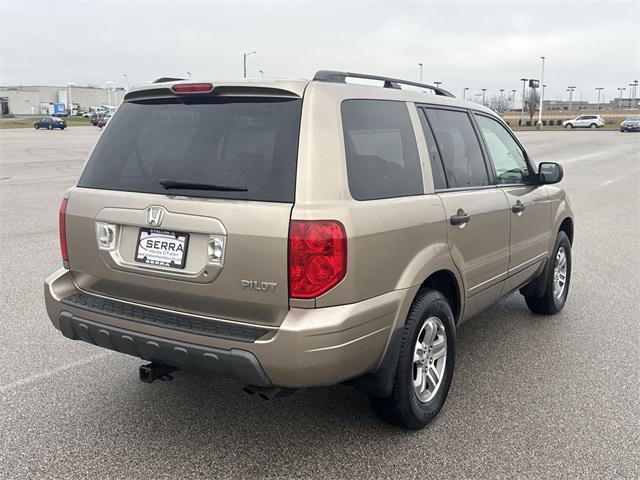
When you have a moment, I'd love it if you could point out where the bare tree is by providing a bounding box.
[489,95,512,114]
[524,89,540,122]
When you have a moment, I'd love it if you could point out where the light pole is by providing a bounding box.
[633,80,639,108]
[123,74,129,91]
[434,81,442,89]
[567,86,576,111]
[67,82,74,116]
[418,63,423,83]
[481,88,487,106]
[105,81,114,106]
[243,51,257,78]
[463,87,469,100]
[629,83,636,108]
[259,70,264,78]
[187,71,192,79]
[520,78,528,126]
[511,89,517,110]
[617,87,626,108]
[595,87,604,110]
[537,56,546,128]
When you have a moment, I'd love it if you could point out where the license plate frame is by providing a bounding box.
[135,228,189,269]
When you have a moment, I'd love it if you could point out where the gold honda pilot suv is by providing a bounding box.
[45,71,574,429]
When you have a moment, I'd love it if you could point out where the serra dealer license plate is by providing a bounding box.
[135,228,189,269]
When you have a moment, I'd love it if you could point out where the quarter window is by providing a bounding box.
[423,108,489,188]
[474,114,529,184]
[341,100,423,200]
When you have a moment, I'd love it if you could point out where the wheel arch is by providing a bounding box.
[419,269,462,325]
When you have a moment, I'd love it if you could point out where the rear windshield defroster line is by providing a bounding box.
[78,96,303,203]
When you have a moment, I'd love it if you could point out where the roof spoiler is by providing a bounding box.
[313,70,455,97]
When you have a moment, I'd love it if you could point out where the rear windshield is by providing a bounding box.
[78,96,302,202]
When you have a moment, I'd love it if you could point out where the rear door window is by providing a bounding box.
[423,108,489,188]
[341,100,423,200]
[78,96,302,202]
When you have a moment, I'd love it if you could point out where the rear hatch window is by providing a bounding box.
[78,96,302,202]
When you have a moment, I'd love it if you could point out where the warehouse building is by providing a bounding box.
[0,85,125,115]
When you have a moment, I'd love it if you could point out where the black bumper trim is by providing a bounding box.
[58,312,272,387]
[60,292,268,343]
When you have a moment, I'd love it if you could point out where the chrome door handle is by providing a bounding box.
[512,201,526,214]
[450,209,471,226]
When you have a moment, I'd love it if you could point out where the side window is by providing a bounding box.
[424,108,489,188]
[418,109,447,190]
[341,100,423,200]
[474,114,529,184]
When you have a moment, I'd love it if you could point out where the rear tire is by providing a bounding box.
[370,289,456,430]
[47,125,52,130]
[565,123,573,129]
[524,231,571,315]
[590,123,597,129]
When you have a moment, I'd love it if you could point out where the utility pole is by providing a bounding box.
[633,80,639,108]
[520,78,528,126]
[566,86,576,111]
[629,83,636,108]
[463,87,469,100]
[418,63,423,83]
[243,51,257,78]
[537,56,546,128]
[481,88,487,106]
[511,89,517,110]
[595,87,604,110]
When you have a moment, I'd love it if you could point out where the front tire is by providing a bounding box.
[565,123,573,129]
[524,231,571,315]
[370,289,456,430]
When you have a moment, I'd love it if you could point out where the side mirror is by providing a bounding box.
[538,162,563,184]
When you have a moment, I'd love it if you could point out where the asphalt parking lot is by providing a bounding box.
[1,127,639,479]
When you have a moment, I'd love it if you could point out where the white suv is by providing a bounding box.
[562,115,605,129]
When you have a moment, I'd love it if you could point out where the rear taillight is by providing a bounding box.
[171,83,214,93]
[59,198,68,263]
[288,220,347,299]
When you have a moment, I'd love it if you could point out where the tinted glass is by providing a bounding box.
[78,97,302,202]
[341,100,423,200]
[424,108,489,188]
[475,114,529,184]
[418,109,447,190]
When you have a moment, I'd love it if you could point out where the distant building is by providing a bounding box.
[0,85,125,115]
[543,97,639,111]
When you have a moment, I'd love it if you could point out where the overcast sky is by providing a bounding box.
[1,0,638,103]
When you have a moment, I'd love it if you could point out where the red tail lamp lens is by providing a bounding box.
[289,220,347,299]
[172,83,214,93]
[59,198,68,263]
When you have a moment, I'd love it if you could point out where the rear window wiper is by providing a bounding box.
[159,178,248,192]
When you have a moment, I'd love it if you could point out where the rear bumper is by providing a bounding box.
[45,268,411,388]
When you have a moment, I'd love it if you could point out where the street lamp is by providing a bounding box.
[418,63,423,83]
[520,78,528,126]
[617,87,626,108]
[595,87,604,110]
[633,80,639,108]
[481,88,487,106]
[629,83,636,108]
[259,70,264,78]
[463,87,469,100]
[105,81,114,106]
[537,56,546,128]
[434,81,442,88]
[66,82,74,116]
[243,51,257,78]
[187,71,192,79]
[123,73,129,91]
[511,89,517,110]
[566,86,576,111]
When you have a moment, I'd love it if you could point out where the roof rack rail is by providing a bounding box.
[313,70,455,97]
[153,77,185,84]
